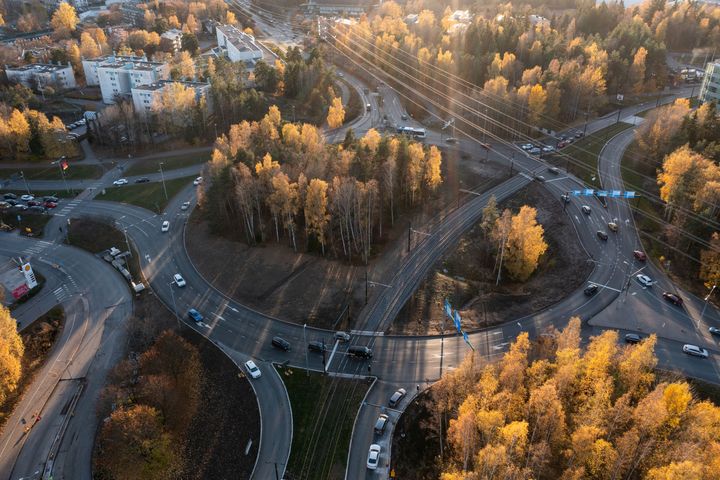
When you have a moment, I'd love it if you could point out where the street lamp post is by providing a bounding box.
[303,323,309,376]
[52,156,69,193]
[701,284,716,320]
[159,162,168,201]
[19,170,30,194]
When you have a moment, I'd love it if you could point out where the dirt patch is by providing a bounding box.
[0,307,64,428]
[391,183,593,335]
[390,389,443,479]
[186,152,507,328]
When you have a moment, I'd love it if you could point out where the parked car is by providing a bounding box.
[44,201,57,209]
[543,146,556,153]
[334,331,351,342]
[43,195,59,202]
[113,178,128,186]
[535,175,546,182]
[244,360,261,379]
[3,193,17,200]
[624,334,641,344]
[529,147,542,155]
[389,388,407,407]
[636,274,653,287]
[20,194,34,202]
[173,273,186,287]
[181,201,191,210]
[560,194,570,203]
[308,341,326,353]
[557,140,568,148]
[187,308,203,323]
[581,205,591,214]
[597,231,608,241]
[193,176,203,186]
[27,200,42,207]
[135,177,150,183]
[272,336,290,351]
[575,131,584,138]
[6,199,18,206]
[367,444,381,470]
[662,292,683,306]
[161,220,170,232]
[401,114,408,120]
[683,344,709,358]
[633,250,647,261]
[584,284,599,296]
[11,204,27,211]
[445,137,458,144]
[374,414,389,435]
[28,205,45,214]
[520,143,534,150]
[0,201,9,210]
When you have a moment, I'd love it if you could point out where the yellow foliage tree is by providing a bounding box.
[503,206,548,281]
[424,145,442,191]
[50,2,78,38]
[327,97,345,129]
[305,178,329,254]
[0,305,24,405]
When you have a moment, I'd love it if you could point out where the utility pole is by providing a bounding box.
[583,110,589,136]
[159,162,168,200]
[407,221,411,252]
[123,229,132,257]
[303,323,309,376]
[20,171,30,194]
[364,268,368,305]
[701,284,716,320]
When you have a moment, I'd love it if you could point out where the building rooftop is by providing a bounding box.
[6,63,69,72]
[133,80,210,91]
[217,24,261,53]
[98,60,166,71]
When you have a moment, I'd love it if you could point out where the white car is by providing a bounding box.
[542,145,555,153]
[181,201,190,210]
[520,143,533,150]
[173,273,186,287]
[113,178,128,186]
[193,176,203,186]
[366,444,381,470]
[244,360,261,378]
[683,344,709,358]
[161,220,170,232]
[334,331,351,342]
[636,274,653,287]
[20,194,34,202]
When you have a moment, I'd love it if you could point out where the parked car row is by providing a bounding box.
[1,193,59,213]
[67,118,86,130]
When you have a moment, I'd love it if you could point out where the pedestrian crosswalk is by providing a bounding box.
[53,285,70,302]
[22,240,54,256]
[54,199,82,217]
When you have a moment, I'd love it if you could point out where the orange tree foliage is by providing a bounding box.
[439,317,720,479]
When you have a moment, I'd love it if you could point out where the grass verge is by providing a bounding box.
[549,122,633,188]
[95,175,194,212]
[0,307,65,429]
[0,211,52,237]
[278,366,370,480]
[0,164,103,181]
[123,152,209,177]
[2,189,78,199]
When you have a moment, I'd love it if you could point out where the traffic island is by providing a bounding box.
[277,366,370,480]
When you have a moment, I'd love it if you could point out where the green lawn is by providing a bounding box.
[0,164,103,180]
[95,175,195,212]
[123,152,209,177]
[278,367,370,480]
[0,211,52,237]
[549,121,633,188]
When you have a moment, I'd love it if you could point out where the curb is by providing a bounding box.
[344,375,377,480]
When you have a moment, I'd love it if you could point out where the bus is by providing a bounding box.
[396,126,427,139]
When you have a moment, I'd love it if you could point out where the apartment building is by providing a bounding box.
[83,56,170,104]
[161,29,183,53]
[82,54,147,86]
[215,24,263,64]
[4,62,76,90]
[700,61,720,104]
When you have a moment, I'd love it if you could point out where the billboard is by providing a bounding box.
[0,259,35,303]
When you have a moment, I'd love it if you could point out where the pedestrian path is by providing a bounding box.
[53,198,82,217]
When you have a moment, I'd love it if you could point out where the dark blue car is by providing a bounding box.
[187,308,203,323]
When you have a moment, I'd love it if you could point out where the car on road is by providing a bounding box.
[113,178,128,186]
[3,193,17,200]
[710,327,720,336]
[445,137,458,144]
[20,194,34,202]
[173,273,186,287]
[557,140,568,148]
[308,341,326,353]
[633,250,647,261]
[337,72,344,78]
[529,147,542,155]
[43,195,59,202]
[575,131,584,139]
[181,201,190,210]
[334,331,351,342]
[636,274,653,287]
[535,175,546,182]
[520,143,534,150]
[584,284,599,296]
[683,344,709,358]
[374,414,389,435]
[581,205,591,214]
[389,388,407,407]
[560,194,570,203]
[244,360,261,379]
[272,336,291,351]
[662,292,683,306]
[44,201,57,209]
[193,176,203,186]
[624,334,642,344]
[161,220,170,232]
[367,444,381,470]
[548,166,560,174]
[348,345,373,358]
[597,231,608,241]
[187,308,203,323]
[608,222,618,232]
[6,199,18,206]
[543,146,556,153]
[401,114,408,120]
[135,177,150,183]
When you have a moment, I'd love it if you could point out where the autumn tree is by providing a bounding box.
[503,206,548,281]
[327,97,345,128]
[80,32,101,59]
[0,306,24,405]
[700,232,720,288]
[50,2,78,38]
[305,178,329,254]
[424,145,442,191]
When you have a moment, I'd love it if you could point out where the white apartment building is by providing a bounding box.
[96,59,170,104]
[4,63,77,90]
[700,61,720,104]
[215,24,263,64]
[82,54,147,86]
[131,80,212,118]
[161,29,183,53]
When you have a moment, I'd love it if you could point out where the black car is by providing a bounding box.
[584,284,599,296]
[3,193,17,200]
[348,345,373,358]
[624,334,641,344]
[135,177,150,183]
[597,231,608,241]
[272,336,291,351]
[43,195,59,202]
[662,292,683,306]
[6,199,19,206]
[308,341,326,353]
[28,205,45,213]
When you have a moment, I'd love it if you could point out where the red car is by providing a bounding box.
[44,201,57,209]
[633,250,647,261]
[27,200,42,207]
[662,292,683,306]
